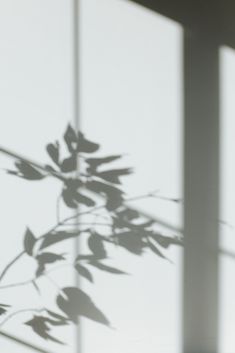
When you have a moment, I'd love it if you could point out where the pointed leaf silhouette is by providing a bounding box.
[36,263,45,277]
[95,168,132,184]
[40,231,79,250]
[45,165,57,173]
[77,132,100,153]
[57,287,110,326]
[24,228,37,256]
[89,261,127,275]
[0,308,8,316]
[115,231,145,255]
[88,233,106,259]
[6,170,21,177]
[73,191,95,207]
[0,304,10,316]
[32,280,41,295]
[46,310,68,323]
[46,142,60,165]
[150,232,183,248]
[86,155,121,170]
[62,188,77,208]
[14,160,45,180]
[36,253,65,276]
[86,180,124,210]
[64,124,77,153]
[86,180,123,197]
[37,253,65,265]
[147,240,168,260]
[25,315,65,344]
[62,188,95,209]
[75,264,93,283]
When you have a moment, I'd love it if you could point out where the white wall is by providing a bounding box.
[0,1,76,352]
[0,0,183,352]
[80,1,183,352]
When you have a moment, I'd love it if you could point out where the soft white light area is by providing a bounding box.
[0,1,76,352]
[219,46,235,353]
[80,1,183,352]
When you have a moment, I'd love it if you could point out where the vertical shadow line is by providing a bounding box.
[183,29,220,353]
[72,0,81,353]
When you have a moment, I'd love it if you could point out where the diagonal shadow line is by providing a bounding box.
[0,330,54,353]
[0,145,182,234]
[0,146,48,174]
[126,205,183,233]
[219,249,235,260]
[0,145,183,350]
[0,146,63,181]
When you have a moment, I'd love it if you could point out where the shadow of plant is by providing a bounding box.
[0,124,183,345]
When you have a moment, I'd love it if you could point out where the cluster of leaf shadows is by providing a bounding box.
[0,125,183,345]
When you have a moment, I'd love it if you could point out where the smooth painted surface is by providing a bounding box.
[0,1,76,352]
[80,1,183,352]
